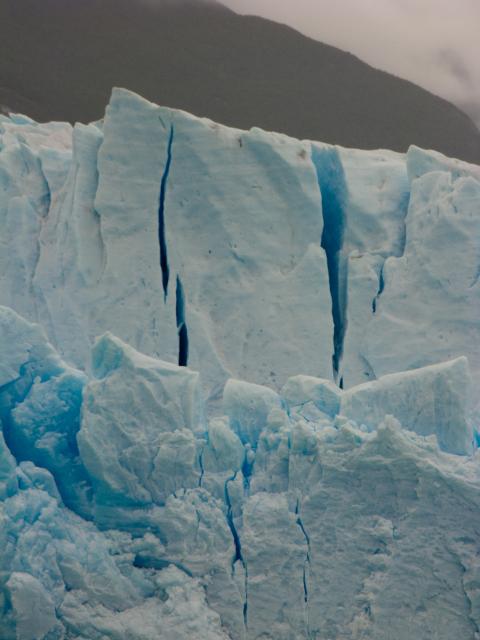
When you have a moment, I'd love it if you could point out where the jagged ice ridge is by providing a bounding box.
[0,88,479,639]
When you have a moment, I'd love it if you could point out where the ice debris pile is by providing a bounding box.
[0,88,479,639]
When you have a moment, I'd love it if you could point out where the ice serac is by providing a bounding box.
[223,379,282,449]
[363,156,480,386]
[282,358,473,456]
[282,374,342,419]
[78,332,201,516]
[0,461,229,639]
[340,357,473,455]
[0,306,91,516]
[6,572,58,640]
[0,89,479,639]
[0,308,479,639]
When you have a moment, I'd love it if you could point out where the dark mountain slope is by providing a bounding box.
[1,0,479,162]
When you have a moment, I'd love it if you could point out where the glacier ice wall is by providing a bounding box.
[0,89,479,639]
[1,88,479,398]
[0,309,478,639]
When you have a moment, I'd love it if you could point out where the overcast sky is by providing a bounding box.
[221,0,480,127]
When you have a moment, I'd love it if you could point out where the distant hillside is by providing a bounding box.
[1,0,479,162]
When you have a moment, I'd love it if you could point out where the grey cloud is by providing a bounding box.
[221,0,480,128]
[438,50,473,87]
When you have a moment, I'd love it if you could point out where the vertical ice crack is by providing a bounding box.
[295,498,311,636]
[469,263,480,289]
[461,569,480,636]
[198,443,205,487]
[158,124,174,301]
[311,146,348,386]
[295,500,311,600]
[372,260,386,314]
[224,472,248,629]
[359,354,377,381]
[448,549,480,637]
[175,276,189,367]
[241,444,254,494]
[26,203,43,324]
[93,208,107,282]
[371,181,410,313]
[225,472,244,569]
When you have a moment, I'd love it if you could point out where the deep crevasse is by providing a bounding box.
[0,89,479,639]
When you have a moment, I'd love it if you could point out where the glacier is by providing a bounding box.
[0,87,479,639]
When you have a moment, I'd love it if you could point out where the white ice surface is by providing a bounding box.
[1,89,479,399]
[0,305,477,638]
[0,89,479,639]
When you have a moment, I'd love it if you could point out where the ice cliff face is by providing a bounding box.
[1,89,479,396]
[0,88,479,639]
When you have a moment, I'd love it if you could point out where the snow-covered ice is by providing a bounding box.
[0,88,479,638]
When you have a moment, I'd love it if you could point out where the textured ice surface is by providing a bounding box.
[0,306,478,639]
[363,165,480,387]
[0,89,479,638]
[78,332,202,518]
[1,88,479,396]
[340,357,472,455]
